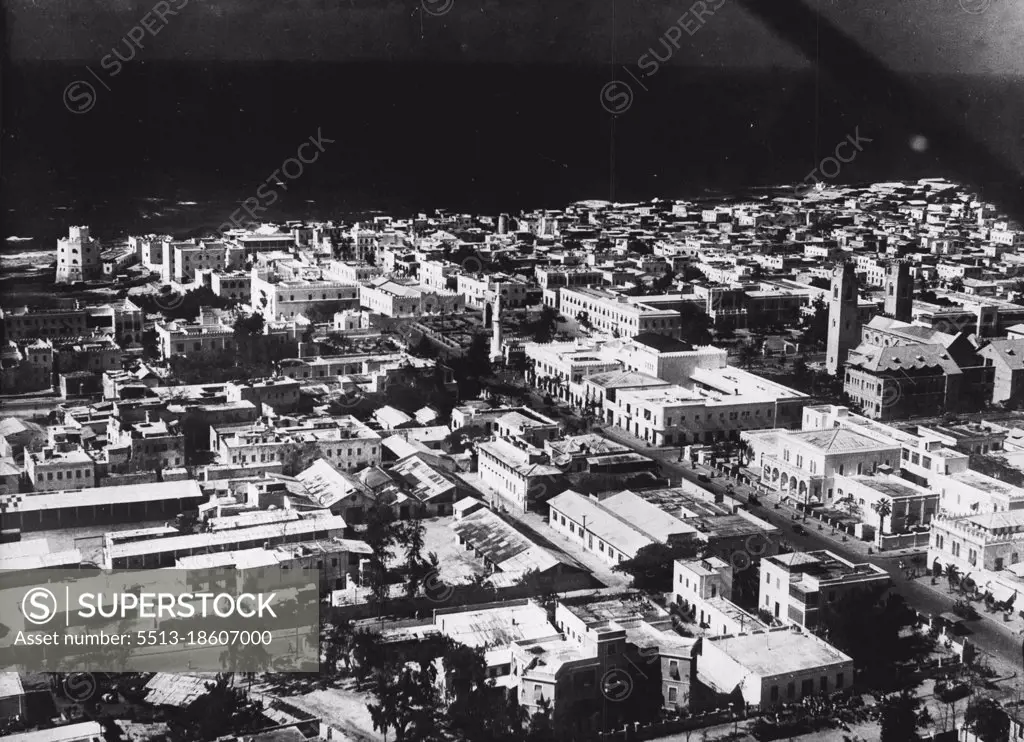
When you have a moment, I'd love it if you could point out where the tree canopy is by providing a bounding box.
[613,540,703,591]
[167,673,265,742]
[879,688,925,742]
[816,588,929,691]
[799,296,828,348]
[965,696,1009,742]
[678,303,713,345]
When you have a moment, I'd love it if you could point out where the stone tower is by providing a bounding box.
[56,226,101,284]
[884,260,913,322]
[826,262,861,376]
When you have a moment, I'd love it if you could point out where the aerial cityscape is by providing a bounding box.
[4,176,1024,742]
[3,1,1024,741]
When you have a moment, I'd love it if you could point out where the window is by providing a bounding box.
[786,682,795,699]
[770,685,779,701]
[668,687,678,704]
[669,660,680,680]
[836,673,844,689]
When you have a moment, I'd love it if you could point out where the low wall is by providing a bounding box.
[330,570,601,621]
[878,531,930,551]
[599,706,755,742]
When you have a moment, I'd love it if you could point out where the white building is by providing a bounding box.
[26,445,96,492]
[56,226,101,284]
[166,240,244,285]
[559,287,683,339]
[752,427,901,505]
[547,489,696,566]
[359,278,464,318]
[673,557,767,637]
[929,509,1024,577]
[457,272,530,309]
[251,271,359,321]
[759,551,890,627]
[213,417,382,473]
[607,363,808,447]
[476,438,562,511]
[698,629,854,709]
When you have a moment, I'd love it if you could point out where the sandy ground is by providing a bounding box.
[413,515,488,585]
[285,687,384,742]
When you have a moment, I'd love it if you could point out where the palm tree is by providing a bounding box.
[872,499,893,534]
[946,564,960,592]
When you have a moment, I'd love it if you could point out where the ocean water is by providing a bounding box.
[2,62,1020,248]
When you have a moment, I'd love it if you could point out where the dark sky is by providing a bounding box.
[6,0,1022,75]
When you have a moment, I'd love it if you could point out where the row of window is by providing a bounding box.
[36,468,92,482]
[768,674,843,702]
[551,509,625,564]
[230,445,378,464]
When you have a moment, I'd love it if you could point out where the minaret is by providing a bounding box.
[826,262,861,376]
[491,295,503,361]
[884,260,913,322]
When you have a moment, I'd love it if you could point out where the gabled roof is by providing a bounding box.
[295,458,370,508]
[846,342,962,375]
[450,506,567,574]
[980,339,1024,371]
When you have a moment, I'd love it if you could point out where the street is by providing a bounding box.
[593,422,1024,680]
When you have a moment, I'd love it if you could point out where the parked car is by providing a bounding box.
[697,474,710,483]
[793,524,807,536]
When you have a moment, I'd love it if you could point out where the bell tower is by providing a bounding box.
[826,262,861,376]
[884,260,913,322]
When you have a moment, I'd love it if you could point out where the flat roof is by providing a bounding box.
[108,512,346,559]
[842,474,930,499]
[632,333,694,353]
[949,470,1024,500]
[8,480,203,514]
[0,549,84,571]
[561,595,664,625]
[434,602,555,648]
[708,629,852,677]
[2,723,104,742]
